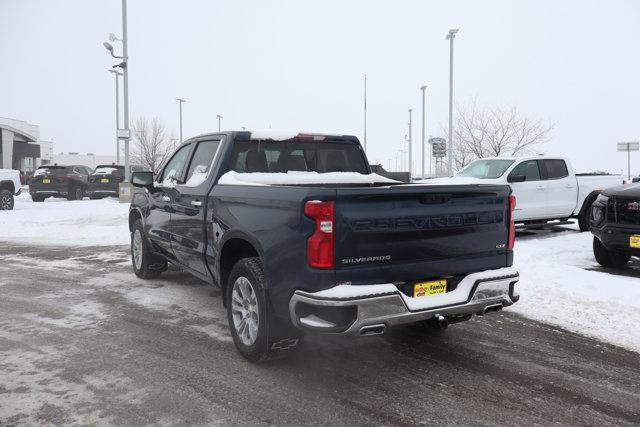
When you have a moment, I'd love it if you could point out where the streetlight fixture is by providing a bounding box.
[176,98,186,143]
[420,85,427,179]
[103,0,131,182]
[108,69,123,164]
[217,114,223,132]
[446,28,459,176]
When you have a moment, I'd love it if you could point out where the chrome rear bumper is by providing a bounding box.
[289,267,519,335]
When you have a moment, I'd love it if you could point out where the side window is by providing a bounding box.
[159,144,192,184]
[509,160,541,181]
[542,159,569,180]
[184,140,221,186]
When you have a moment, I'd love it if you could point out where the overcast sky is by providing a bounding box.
[2,0,639,174]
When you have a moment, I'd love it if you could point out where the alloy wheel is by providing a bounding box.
[231,276,260,346]
[132,229,143,270]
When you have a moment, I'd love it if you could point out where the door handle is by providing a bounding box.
[161,195,171,202]
[191,200,202,207]
[536,186,545,190]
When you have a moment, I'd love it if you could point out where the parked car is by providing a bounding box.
[426,156,623,231]
[86,164,148,199]
[0,169,23,210]
[29,165,92,201]
[128,131,520,362]
[590,183,640,268]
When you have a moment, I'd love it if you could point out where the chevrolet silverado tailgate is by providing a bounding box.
[334,184,512,285]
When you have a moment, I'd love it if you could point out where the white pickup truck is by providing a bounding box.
[0,169,22,210]
[426,156,623,231]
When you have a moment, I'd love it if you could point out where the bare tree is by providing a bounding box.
[449,101,553,170]
[131,117,174,175]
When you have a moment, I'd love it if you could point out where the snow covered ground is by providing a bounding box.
[0,193,130,246]
[510,225,640,353]
[1,193,638,353]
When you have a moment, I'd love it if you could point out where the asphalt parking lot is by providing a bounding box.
[1,242,639,425]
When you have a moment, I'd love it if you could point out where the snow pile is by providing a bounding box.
[249,130,301,140]
[218,171,400,186]
[0,193,130,246]
[510,225,640,353]
[94,167,119,174]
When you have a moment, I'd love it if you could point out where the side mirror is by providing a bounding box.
[131,171,154,188]
[507,174,526,183]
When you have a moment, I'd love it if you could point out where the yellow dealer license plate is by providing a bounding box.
[630,235,640,249]
[414,279,447,298]
[42,179,50,184]
[101,178,109,183]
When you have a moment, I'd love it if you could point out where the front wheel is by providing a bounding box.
[226,257,301,362]
[0,190,14,210]
[593,237,630,268]
[131,220,167,279]
[579,199,595,232]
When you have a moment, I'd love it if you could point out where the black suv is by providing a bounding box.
[86,164,147,199]
[591,183,640,267]
[29,165,92,201]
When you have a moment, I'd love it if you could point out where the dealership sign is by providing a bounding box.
[429,137,447,158]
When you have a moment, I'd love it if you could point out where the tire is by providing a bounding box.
[131,219,167,279]
[593,237,630,268]
[579,198,595,232]
[0,189,14,210]
[226,257,302,362]
[67,186,83,201]
[31,194,44,202]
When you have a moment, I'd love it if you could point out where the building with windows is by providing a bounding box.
[0,117,42,172]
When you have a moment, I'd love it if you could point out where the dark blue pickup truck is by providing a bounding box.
[129,131,519,362]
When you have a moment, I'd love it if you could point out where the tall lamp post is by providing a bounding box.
[103,0,131,181]
[446,28,458,176]
[217,114,223,132]
[363,74,367,153]
[408,109,413,180]
[419,85,427,179]
[176,98,186,143]
[108,69,122,164]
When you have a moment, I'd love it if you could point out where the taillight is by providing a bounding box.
[508,194,516,250]
[304,200,335,269]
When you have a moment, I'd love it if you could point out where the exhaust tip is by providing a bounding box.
[482,304,503,315]
[359,324,386,336]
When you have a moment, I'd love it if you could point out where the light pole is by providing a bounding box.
[408,109,413,180]
[103,0,131,181]
[419,85,427,179]
[176,98,186,143]
[108,69,122,164]
[363,74,367,152]
[446,28,458,176]
[217,115,223,132]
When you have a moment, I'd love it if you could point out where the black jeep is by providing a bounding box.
[591,183,640,268]
[29,165,92,202]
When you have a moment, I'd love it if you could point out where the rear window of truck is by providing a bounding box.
[229,141,368,174]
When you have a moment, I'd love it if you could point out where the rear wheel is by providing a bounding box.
[0,190,14,210]
[593,237,630,268]
[131,219,167,279]
[226,257,302,362]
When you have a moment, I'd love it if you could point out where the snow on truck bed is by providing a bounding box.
[217,171,400,186]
